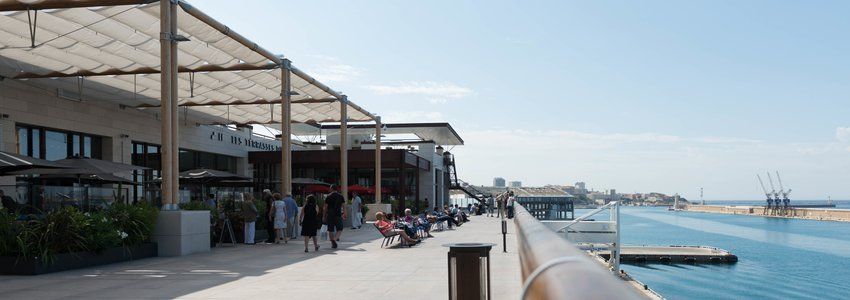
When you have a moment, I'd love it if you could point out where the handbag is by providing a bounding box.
[319,224,328,240]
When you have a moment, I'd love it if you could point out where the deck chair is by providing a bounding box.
[375,223,400,248]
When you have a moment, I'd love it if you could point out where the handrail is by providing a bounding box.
[514,204,644,300]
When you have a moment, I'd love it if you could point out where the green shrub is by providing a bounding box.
[0,203,158,264]
[85,211,121,253]
[179,201,212,211]
[106,203,158,247]
[24,207,91,264]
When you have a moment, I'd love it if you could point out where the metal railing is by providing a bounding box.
[514,203,643,300]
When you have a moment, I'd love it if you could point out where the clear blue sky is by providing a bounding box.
[195,1,850,200]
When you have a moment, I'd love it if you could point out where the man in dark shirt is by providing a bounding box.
[323,186,347,249]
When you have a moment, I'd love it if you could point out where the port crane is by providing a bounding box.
[766,172,782,215]
[776,171,792,215]
[757,174,773,214]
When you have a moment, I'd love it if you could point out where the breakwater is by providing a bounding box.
[686,204,850,222]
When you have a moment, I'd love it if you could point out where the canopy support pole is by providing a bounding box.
[375,116,382,204]
[159,0,174,209]
[340,96,349,202]
[280,59,292,196]
[169,0,180,208]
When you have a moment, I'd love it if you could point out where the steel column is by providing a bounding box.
[169,0,179,208]
[280,59,292,195]
[375,116,382,204]
[340,96,349,202]
[158,0,173,209]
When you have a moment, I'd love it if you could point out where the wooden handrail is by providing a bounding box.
[513,204,644,300]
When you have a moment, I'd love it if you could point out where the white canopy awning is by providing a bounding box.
[0,0,375,124]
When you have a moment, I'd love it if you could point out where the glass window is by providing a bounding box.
[198,152,215,169]
[45,130,68,160]
[32,129,40,159]
[83,136,92,158]
[17,127,28,155]
[71,134,81,157]
[146,145,160,170]
[179,150,195,172]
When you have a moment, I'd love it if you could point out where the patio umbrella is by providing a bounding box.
[0,151,67,175]
[11,157,148,176]
[40,173,135,184]
[178,169,249,183]
[346,184,370,194]
[291,178,331,185]
[366,186,391,195]
[304,184,332,194]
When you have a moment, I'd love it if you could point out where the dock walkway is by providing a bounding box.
[0,216,520,299]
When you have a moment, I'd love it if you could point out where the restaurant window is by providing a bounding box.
[44,131,67,160]
[16,127,28,156]
[15,124,102,160]
[131,141,240,202]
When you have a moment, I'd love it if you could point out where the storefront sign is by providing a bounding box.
[210,131,280,151]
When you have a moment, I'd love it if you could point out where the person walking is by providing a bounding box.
[497,194,505,218]
[507,192,516,219]
[350,192,363,229]
[270,193,288,244]
[487,196,495,217]
[300,195,320,252]
[261,189,276,244]
[283,193,299,240]
[323,186,347,249]
[241,193,258,245]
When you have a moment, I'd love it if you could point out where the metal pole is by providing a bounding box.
[280,59,292,196]
[612,201,621,274]
[502,218,507,253]
[340,96,348,202]
[375,116,382,204]
[158,0,172,209]
[169,0,179,208]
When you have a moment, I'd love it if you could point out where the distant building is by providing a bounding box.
[509,181,522,188]
[573,182,588,195]
[493,177,506,187]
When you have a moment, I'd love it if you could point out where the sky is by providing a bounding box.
[194,1,850,200]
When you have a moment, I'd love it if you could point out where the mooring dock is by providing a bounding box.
[596,245,738,263]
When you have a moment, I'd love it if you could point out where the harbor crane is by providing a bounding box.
[776,171,792,213]
[757,174,773,214]
[766,172,782,215]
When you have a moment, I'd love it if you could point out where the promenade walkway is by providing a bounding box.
[0,215,520,299]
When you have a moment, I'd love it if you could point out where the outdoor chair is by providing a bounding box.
[375,223,399,248]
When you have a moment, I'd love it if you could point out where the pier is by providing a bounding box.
[686,204,850,222]
[596,246,738,263]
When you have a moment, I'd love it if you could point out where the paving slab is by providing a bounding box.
[0,215,521,300]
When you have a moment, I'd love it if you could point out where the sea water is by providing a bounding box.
[575,206,850,300]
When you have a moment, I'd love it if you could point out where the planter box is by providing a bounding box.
[152,210,210,256]
[0,243,158,275]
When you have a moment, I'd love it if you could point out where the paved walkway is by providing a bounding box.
[0,215,520,299]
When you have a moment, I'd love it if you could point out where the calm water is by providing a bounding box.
[576,207,850,300]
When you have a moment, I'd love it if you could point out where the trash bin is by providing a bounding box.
[444,243,496,300]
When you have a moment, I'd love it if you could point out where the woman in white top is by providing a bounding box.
[269,193,288,244]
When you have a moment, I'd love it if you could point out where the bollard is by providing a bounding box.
[444,243,496,300]
[501,219,507,253]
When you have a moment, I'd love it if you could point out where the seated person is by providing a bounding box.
[417,212,434,238]
[375,212,418,245]
[399,209,420,239]
[439,206,461,228]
